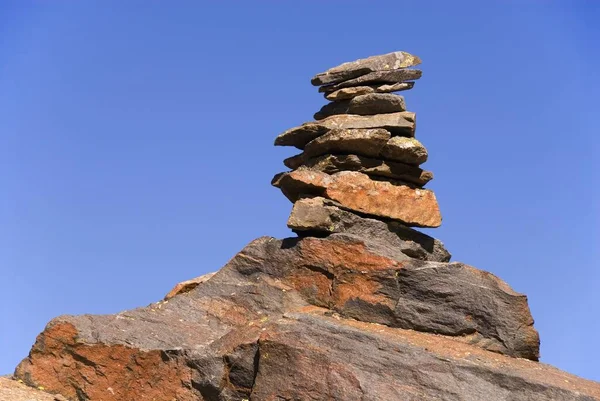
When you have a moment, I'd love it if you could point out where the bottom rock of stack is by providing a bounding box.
[273,169,442,228]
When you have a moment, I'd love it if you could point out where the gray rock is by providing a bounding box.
[324,68,422,91]
[311,51,422,86]
[301,154,434,187]
[296,128,428,166]
[381,136,428,165]
[274,112,416,149]
[322,82,414,100]
[303,128,390,160]
[314,93,406,120]
[287,197,450,262]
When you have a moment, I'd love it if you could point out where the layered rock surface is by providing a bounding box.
[13,235,599,400]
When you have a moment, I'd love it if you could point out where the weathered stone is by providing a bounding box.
[294,129,428,167]
[311,51,422,86]
[314,93,406,120]
[325,68,422,91]
[164,272,216,300]
[303,128,390,160]
[382,136,428,165]
[322,82,414,100]
[272,170,442,227]
[303,154,434,186]
[287,197,450,262]
[283,152,305,169]
[274,112,416,149]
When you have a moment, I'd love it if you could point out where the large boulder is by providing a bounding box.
[311,50,421,86]
[273,169,442,227]
[14,235,594,401]
[274,111,416,149]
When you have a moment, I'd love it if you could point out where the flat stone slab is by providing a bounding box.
[272,169,442,227]
[322,82,414,100]
[324,68,422,91]
[314,93,406,120]
[274,112,416,149]
[297,128,428,166]
[311,51,421,86]
[288,197,450,262]
[286,154,433,187]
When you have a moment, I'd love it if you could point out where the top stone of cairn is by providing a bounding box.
[311,51,422,86]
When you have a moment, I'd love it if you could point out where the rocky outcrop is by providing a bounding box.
[14,235,600,400]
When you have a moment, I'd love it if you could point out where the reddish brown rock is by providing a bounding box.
[287,197,450,262]
[15,235,594,401]
[299,154,434,187]
[274,111,416,149]
[272,169,442,227]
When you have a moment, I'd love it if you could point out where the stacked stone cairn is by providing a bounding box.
[272,51,450,262]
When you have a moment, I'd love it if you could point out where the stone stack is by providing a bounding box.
[273,51,445,259]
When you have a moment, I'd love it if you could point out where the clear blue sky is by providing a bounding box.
[1,1,598,381]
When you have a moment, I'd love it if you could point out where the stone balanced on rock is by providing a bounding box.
[273,50,442,239]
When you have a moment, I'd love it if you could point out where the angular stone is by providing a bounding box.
[287,197,450,262]
[303,154,433,187]
[322,82,414,100]
[325,68,422,91]
[303,128,390,160]
[382,136,428,165]
[314,93,406,120]
[295,129,428,167]
[274,112,416,149]
[272,169,442,227]
[283,152,305,169]
[311,51,422,86]
[164,272,216,300]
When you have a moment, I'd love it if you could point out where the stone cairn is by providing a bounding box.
[272,51,448,261]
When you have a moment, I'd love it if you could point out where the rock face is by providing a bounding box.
[11,50,599,401]
[273,169,442,227]
[14,235,600,401]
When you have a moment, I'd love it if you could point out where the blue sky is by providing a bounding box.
[1,1,598,381]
